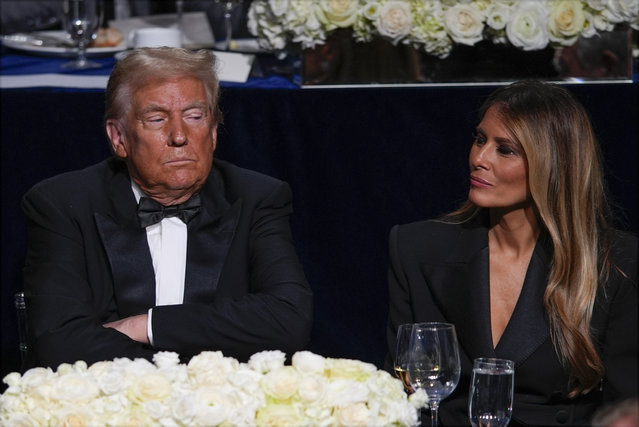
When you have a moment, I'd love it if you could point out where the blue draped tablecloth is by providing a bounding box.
[0,50,300,89]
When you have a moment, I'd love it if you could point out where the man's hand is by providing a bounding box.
[103,314,149,344]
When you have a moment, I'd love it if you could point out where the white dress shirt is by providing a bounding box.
[131,183,188,346]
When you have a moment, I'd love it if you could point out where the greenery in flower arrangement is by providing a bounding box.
[247,0,639,58]
[0,350,428,426]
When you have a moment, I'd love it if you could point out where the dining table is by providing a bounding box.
[1,42,637,384]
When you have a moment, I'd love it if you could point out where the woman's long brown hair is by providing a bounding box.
[446,81,616,396]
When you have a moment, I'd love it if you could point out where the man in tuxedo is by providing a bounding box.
[22,47,313,368]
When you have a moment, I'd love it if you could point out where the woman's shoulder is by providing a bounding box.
[390,217,487,261]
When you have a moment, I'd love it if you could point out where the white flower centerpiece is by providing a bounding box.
[248,0,638,84]
[0,350,428,426]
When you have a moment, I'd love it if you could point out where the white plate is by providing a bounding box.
[2,30,126,58]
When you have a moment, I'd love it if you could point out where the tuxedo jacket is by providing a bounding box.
[386,216,637,426]
[22,158,313,368]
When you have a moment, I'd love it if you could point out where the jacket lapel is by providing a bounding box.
[94,160,156,316]
[183,165,241,304]
[494,234,551,365]
[421,223,496,359]
[94,161,241,311]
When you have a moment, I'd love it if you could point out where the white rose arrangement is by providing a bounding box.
[0,350,427,426]
[248,0,638,58]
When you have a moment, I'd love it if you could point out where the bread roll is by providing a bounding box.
[90,27,123,47]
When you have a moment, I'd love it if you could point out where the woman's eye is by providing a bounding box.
[497,145,516,155]
[472,133,486,145]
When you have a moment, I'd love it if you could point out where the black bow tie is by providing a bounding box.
[137,194,201,228]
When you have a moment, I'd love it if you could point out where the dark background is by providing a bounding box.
[2,82,637,382]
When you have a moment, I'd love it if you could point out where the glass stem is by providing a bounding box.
[77,40,88,66]
[224,2,233,50]
[430,400,439,427]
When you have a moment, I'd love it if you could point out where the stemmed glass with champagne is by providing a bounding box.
[61,0,104,69]
[393,323,414,394]
[407,322,461,427]
[468,358,515,427]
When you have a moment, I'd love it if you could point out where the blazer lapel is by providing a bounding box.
[94,162,156,316]
[494,235,551,365]
[421,224,496,359]
[183,166,241,304]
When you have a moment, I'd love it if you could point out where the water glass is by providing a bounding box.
[61,0,104,69]
[469,358,515,427]
[407,322,461,427]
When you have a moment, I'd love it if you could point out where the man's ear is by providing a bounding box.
[211,124,218,152]
[106,119,128,159]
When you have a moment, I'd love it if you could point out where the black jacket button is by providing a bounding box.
[556,409,569,423]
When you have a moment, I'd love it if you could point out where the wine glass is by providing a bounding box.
[393,323,414,394]
[407,322,461,427]
[61,0,104,69]
[469,358,515,427]
[214,0,243,50]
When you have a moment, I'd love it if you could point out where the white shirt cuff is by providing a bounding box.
[147,308,154,347]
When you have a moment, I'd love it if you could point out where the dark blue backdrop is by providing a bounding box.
[2,83,637,381]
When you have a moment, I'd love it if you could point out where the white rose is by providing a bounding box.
[116,407,155,425]
[579,11,597,38]
[100,393,130,415]
[188,351,237,386]
[548,0,586,45]
[366,370,405,401]
[228,405,263,426]
[129,372,172,403]
[171,394,197,424]
[191,387,234,426]
[97,368,125,395]
[324,357,377,382]
[602,0,639,24]
[256,403,303,426]
[409,388,429,408]
[375,1,413,44]
[0,393,22,412]
[269,0,290,17]
[2,372,22,388]
[248,350,286,373]
[292,351,326,374]
[485,3,512,31]
[143,399,169,420]
[228,367,263,394]
[326,379,370,406]
[444,3,485,46]
[153,351,180,369]
[3,413,40,427]
[362,1,381,20]
[591,12,615,31]
[297,374,327,403]
[87,360,111,376]
[51,404,97,426]
[384,400,419,427]
[506,1,550,51]
[50,372,100,403]
[585,0,606,12]
[335,402,370,426]
[304,405,335,425]
[316,0,361,29]
[261,366,299,400]
[20,367,54,391]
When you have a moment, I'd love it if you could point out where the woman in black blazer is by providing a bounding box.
[386,81,637,426]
